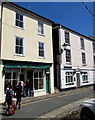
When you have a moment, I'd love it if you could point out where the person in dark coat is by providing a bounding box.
[26,79,31,97]
[6,85,14,112]
[15,82,23,109]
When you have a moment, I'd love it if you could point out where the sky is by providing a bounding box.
[15,2,93,37]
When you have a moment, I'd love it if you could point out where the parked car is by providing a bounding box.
[79,98,95,120]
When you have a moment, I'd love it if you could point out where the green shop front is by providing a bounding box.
[3,60,51,97]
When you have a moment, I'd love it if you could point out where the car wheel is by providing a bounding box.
[81,108,95,120]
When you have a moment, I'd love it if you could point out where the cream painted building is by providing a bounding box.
[0,2,54,103]
[53,24,95,90]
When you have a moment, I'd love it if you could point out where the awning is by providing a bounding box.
[4,65,51,69]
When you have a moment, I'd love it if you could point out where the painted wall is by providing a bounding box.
[60,28,93,68]
[1,4,53,64]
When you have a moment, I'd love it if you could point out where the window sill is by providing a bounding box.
[64,43,70,46]
[37,33,45,37]
[14,54,25,57]
[81,48,85,50]
[82,81,89,83]
[66,62,72,65]
[38,56,45,59]
[82,64,86,66]
[14,26,25,30]
[66,82,74,85]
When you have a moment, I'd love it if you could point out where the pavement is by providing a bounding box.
[0,85,94,119]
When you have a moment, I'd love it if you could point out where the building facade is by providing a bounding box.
[53,24,95,90]
[0,2,54,103]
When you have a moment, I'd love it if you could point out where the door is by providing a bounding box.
[76,73,80,88]
[46,74,49,93]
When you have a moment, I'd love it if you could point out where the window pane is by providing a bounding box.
[39,79,43,89]
[15,46,19,54]
[5,73,11,79]
[20,15,23,21]
[20,39,23,46]
[16,13,19,19]
[16,37,19,45]
[34,79,38,90]
[39,72,43,78]
[19,47,23,54]
[34,72,38,78]
[20,22,23,28]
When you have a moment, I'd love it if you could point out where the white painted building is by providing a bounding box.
[0,2,54,103]
[53,24,95,90]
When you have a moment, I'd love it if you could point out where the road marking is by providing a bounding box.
[22,88,92,107]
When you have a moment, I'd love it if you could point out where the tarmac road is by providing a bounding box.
[2,86,94,119]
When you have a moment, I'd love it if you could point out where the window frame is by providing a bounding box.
[93,42,95,53]
[33,70,44,90]
[82,52,86,65]
[81,72,88,83]
[65,49,71,64]
[93,55,95,65]
[38,21,44,35]
[15,36,24,56]
[80,37,85,50]
[38,42,45,58]
[65,72,74,85]
[64,31,70,44]
[15,13,24,29]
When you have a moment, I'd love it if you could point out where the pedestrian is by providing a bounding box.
[6,85,14,112]
[26,79,31,97]
[4,84,10,105]
[15,82,23,109]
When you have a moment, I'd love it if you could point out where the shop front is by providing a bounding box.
[3,60,51,97]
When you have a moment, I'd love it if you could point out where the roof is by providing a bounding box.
[2,2,54,24]
[53,23,95,42]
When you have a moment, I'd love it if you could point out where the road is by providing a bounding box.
[2,87,94,119]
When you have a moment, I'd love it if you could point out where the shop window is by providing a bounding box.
[34,79,38,90]
[34,71,44,90]
[65,72,74,85]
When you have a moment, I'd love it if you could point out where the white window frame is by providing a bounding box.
[33,70,44,91]
[80,38,85,50]
[65,72,74,85]
[38,21,44,35]
[64,31,70,44]
[65,49,71,64]
[15,36,24,56]
[38,42,45,58]
[15,12,24,29]
[81,72,88,83]
[93,42,95,53]
[93,55,95,65]
[82,52,86,65]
